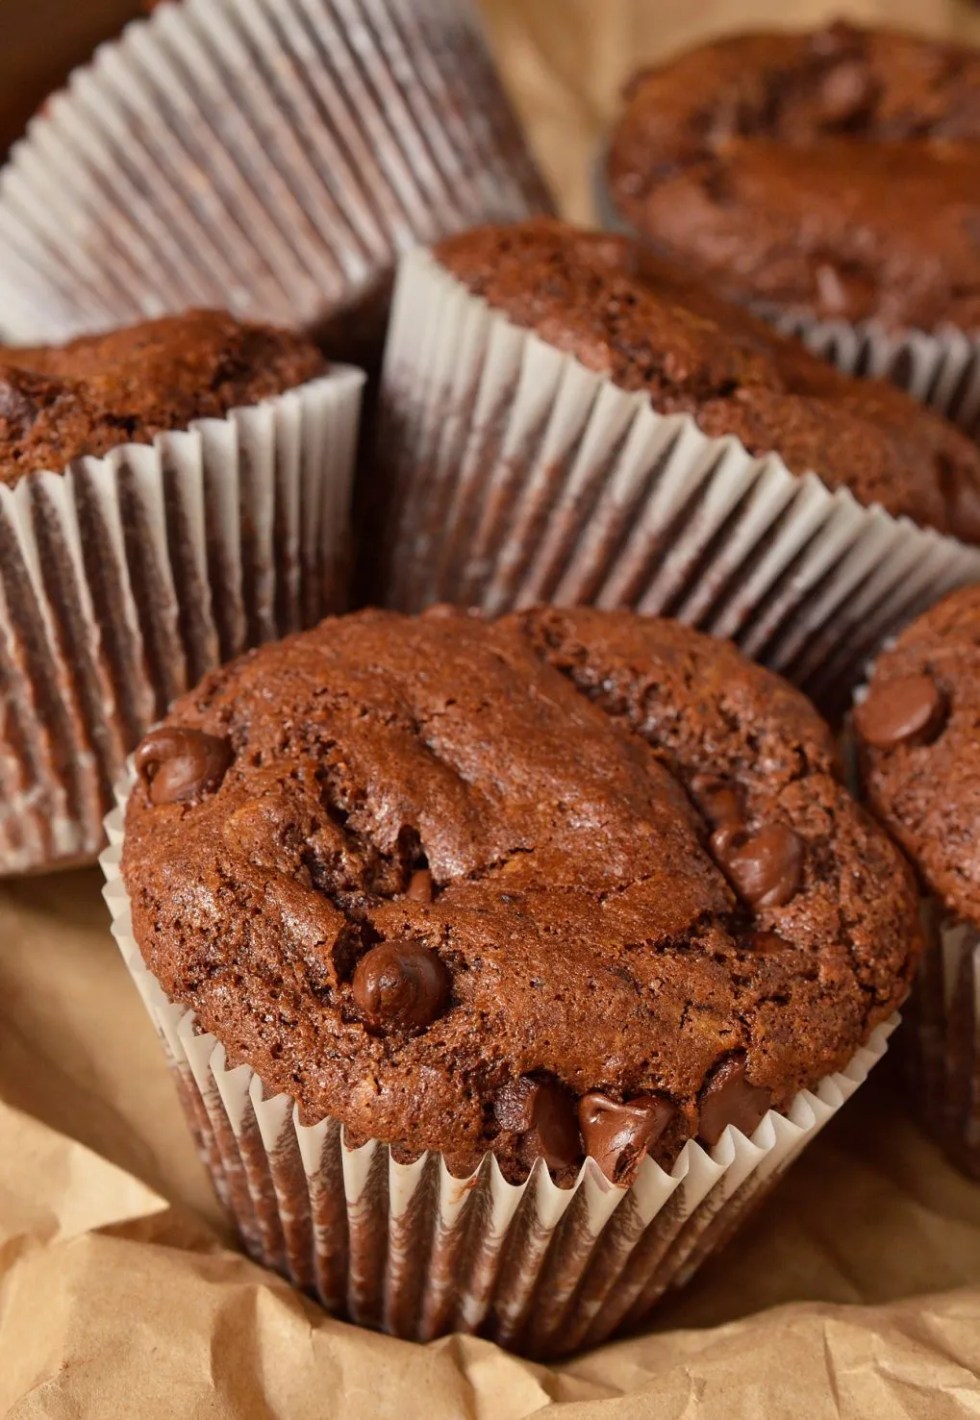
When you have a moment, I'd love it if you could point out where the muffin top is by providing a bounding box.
[0,310,327,488]
[122,606,919,1186]
[606,22,980,330]
[857,585,980,925]
[434,220,980,542]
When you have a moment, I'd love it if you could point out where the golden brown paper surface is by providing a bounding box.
[2,3,980,1414]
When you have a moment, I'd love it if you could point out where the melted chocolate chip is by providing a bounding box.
[853,673,947,750]
[352,940,450,1032]
[495,1075,581,1173]
[405,868,434,904]
[579,1092,675,1182]
[134,726,232,806]
[698,1054,773,1146]
[720,823,805,908]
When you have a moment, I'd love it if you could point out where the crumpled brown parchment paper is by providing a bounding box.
[2,3,980,1415]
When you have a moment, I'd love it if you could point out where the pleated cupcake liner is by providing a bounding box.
[0,0,552,346]
[0,366,363,876]
[375,247,980,717]
[592,150,980,439]
[101,795,895,1360]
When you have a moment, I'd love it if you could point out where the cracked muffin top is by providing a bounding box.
[434,219,980,542]
[856,585,980,926]
[606,21,980,331]
[0,310,326,487]
[122,606,920,1186]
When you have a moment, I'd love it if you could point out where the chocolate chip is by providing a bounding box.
[352,940,450,1032]
[853,673,947,750]
[134,726,232,805]
[495,1075,581,1173]
[579,1092,675,1182]
[405,868,434,904]
[719,823,805,908]
[698,1054,773,1146]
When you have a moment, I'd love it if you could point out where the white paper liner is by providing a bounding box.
[592,148,980,440]
[0,0,552,345]
[0,366,364,876]
[101,797,895,1358]
[376,247,980,715]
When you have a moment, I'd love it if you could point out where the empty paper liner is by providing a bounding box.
[0,0,552,346]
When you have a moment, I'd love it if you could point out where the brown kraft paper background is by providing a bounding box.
[2,1,980,1415]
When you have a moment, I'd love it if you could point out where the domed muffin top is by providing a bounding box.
[857,584,980,926]
[0,310,326,487]
[122,606,920,1185]
[606,22,980,330]
[434,219,980,542]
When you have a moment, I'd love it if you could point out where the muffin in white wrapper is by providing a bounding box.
[0,0,552,348]
[0,364,364,875]
[101,798,896,1359]
[376,243,980,716]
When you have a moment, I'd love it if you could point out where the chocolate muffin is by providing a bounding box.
[0,311,326,485]
[856,585,980,1176]
[429,220,980,539]
[606,22,980,331]
[377,219,980,713]
[0,309,363,876]
[122,605,920,1187]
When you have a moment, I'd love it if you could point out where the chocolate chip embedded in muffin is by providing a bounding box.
[858,586,980,924]
[607,24,980,330]
[579,1093,675,1182]
[0,310,326,487]
[716,823,806,909]
[352,940,451,1032]
[434,221,980,543]
[854,673,947,750]
[121,606,921,1185]
[496,1075,581,1174]
[134,727,232,806]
